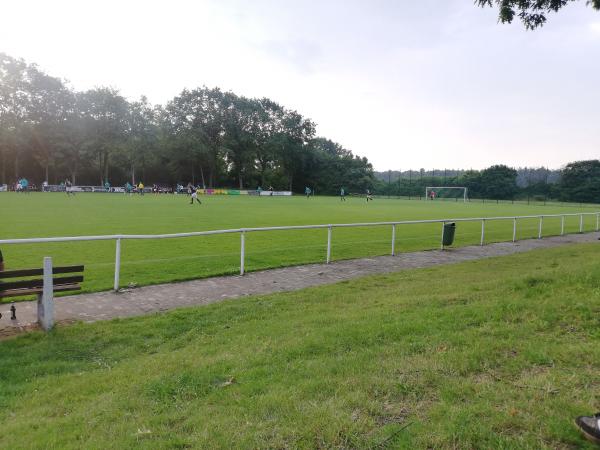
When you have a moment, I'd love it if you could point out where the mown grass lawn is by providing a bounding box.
[1,192,598,296]
[1,243,599,449]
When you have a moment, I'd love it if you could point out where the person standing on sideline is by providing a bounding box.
[305,186,312,198]
[138,181,144,195]
[340,187,346,201]
[366,189,373,202]
[190,187,201,205]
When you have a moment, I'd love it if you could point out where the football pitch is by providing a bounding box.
[1,192,598,295]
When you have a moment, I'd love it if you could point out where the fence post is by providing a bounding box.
[538,216,543,239]
[114,238,121,291]
[240,230,245,275]
[326,225,332,264]
[440,222,445,249]
[512,218,517,242]
[480,220,485,246]
[580,214,584,233]
[597,213,599,232]
[37,256,54,331]
[391,224,396,256]
[561,215,565,236]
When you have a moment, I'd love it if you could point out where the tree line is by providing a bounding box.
[374,162,600,204]
[0,53,374,194]
[2,53,598,202]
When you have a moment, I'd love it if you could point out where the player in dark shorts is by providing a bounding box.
[190,188,201,205]
[340,188,346,201]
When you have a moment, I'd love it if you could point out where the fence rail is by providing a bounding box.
[1,212,598,291]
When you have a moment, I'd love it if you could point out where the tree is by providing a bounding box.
[222,94,256,189]
[119,96,159,185]
[480,165,518,199]
[165,87,227,187]
[477,0,600,29]
[558,160,600,203]
[79,88,130,185]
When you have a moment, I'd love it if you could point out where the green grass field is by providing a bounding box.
[1,192,599,296]
[1,244,599,448]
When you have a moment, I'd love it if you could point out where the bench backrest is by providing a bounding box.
[0,265,84,297]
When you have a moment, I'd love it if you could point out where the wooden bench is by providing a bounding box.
[0,257,84,330]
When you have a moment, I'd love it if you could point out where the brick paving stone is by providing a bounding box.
[1,233,597,338]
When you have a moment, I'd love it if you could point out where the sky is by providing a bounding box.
[1,0,599,171]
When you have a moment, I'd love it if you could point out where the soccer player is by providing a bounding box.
[340,187,346,201]
[190,187,201,205]
[65,179,74,196]
[305,186,311,198]
[138,181,144,195]
[366,189,373,202]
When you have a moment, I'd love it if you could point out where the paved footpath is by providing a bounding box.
[1,233,598,337]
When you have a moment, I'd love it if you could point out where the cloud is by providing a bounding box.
[590,22,600,34]
[258,39,322,75]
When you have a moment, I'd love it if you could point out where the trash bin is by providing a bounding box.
[442,222,456,246]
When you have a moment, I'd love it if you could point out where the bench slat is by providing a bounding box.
[0,276,84,291]
[0,284,81,298]
[0,265,84,279]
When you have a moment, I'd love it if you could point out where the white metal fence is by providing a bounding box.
[1,212,598,291]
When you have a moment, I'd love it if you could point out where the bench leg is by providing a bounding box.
[37,257,55,331]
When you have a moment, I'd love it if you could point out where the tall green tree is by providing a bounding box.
[480,165,518,199]
[79,87,130,185]
[558,160,600,203]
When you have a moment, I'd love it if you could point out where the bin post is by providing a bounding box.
[391,224,396,256]
[580,214,584,233]
[538,216,543,239]
[561,215,565,236]
[440,222,445,249]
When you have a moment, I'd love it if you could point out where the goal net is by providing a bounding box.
[425,186,468,202]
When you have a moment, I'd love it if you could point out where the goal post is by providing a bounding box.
[425,186,468,202]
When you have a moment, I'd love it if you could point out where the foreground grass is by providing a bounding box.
[1,244,599,448]
[1,192,599,296]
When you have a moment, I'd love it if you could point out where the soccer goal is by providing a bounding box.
[425,186,468,202]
